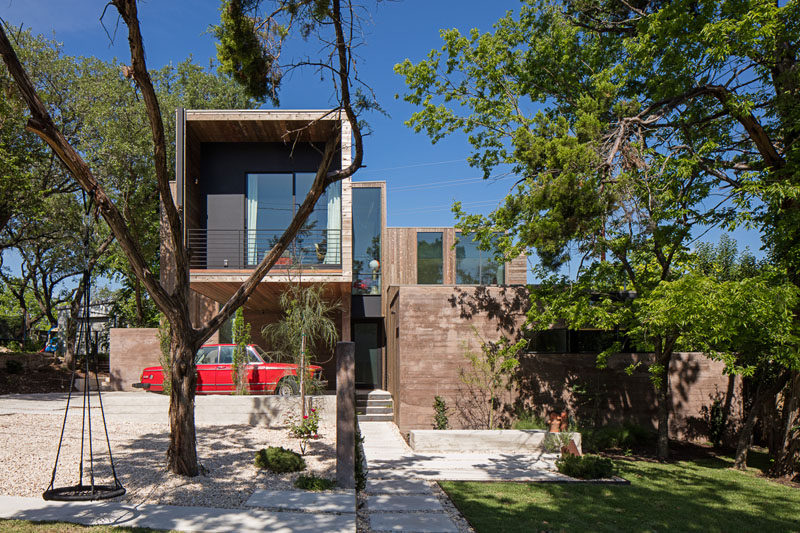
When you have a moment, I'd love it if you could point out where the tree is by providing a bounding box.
[459,328,525,430]
[263,284,339,415]
[396,0,800,468]
[0,0,365,476]
[231,308,251,395]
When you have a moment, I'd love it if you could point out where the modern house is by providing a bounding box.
[162,108,526,390]
[110,108,739,440]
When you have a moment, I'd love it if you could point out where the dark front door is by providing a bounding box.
[353,321,382,388]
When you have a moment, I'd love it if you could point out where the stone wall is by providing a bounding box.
[387,285,741,441]
[109,328,160,391]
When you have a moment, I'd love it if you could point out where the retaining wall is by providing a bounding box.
[109,327,160,391]
[387,285,742,442]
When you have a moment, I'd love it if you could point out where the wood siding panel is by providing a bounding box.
[506,254,527,285]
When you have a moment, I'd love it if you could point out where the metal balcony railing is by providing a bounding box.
[188,228,342,269]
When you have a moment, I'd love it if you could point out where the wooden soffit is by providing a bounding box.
[186,109,341,144]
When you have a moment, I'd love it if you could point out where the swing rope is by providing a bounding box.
[43,193,125,501]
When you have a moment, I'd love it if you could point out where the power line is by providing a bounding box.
[394,199,504,214]
[389,172,514,192]
[363,159,466,172]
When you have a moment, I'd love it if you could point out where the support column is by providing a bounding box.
[336,341,355,489]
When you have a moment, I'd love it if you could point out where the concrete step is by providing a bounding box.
[356,399,393,409]
[356,389,392,401]
[358,413,394,422]
[362,405,393,415]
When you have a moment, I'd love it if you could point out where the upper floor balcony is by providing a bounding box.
[173,109,353,285]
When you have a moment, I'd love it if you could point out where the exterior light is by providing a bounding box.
[369,259,380,270]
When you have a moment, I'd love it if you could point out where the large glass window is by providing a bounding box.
[417,232,443,284]
[456,234,505,285]
[246,173,341,266]
[352,188,382,295]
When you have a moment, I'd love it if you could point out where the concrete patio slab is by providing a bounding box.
[369,512,459,533]
[0,495,356,533]
[368,494,444,512]
[365,479,433,494]
[245,489,355,512]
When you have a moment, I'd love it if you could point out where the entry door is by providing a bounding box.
[354,321,382,388]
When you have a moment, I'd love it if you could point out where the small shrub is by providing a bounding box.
[543,432,576,453]
[294,474,336,491]
[288,407,321,455]
[556,454,616,479]
[254,446,306,473]
[433,395,449,430]
[513,411,548,430]
[5,341,22,352]
[5,359,23,374]
[581,422,655,453]
[702,398,727,448]
[354,422,366,492]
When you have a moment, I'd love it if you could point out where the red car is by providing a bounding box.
[135,344,324,395]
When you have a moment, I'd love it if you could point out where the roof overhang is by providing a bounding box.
[185,109,342,144]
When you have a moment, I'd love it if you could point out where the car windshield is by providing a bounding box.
[252,345,272,363]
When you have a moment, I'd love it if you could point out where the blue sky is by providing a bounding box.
[2,0,765,281]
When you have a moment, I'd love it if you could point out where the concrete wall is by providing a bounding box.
[109,328,160,391]
[387,285,741,442]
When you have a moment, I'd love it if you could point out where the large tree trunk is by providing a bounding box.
[656,362,671,461]
[734,382,763,470]
[736,372,791,469]
[769,371,800,480]
[167,328,201,476]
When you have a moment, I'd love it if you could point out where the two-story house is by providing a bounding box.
[159,109,525,411]
[110,107,736,438]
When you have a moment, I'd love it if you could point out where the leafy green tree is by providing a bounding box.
[397,0,800,469]
[263,284,339,416]
[232,307,251,395]
[1,0,366,476]
[460,329,525,430]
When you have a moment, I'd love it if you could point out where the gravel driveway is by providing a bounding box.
[0,392,336,508]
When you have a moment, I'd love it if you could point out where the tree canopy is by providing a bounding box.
[397,0,800,471]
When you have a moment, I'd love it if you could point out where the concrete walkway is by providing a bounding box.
[359,421,576,532]
[0,494,355,532]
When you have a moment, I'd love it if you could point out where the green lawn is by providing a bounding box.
[440,454,800,533]
[0,521,175,532]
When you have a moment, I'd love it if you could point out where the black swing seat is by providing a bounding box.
[43,483,126,501]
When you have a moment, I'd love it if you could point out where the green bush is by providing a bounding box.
[294,474,336,491]
[355,422,366,492]
[433,395,449,430]
[513,412,548,430]
[5,359,23,374]
[581,422,655,453]
[543,432,576,453]
[556,454,616,479]
[254,446,306,473]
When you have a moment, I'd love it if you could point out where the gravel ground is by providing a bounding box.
[0,409,336,508]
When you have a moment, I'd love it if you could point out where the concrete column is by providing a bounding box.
[336,341,355,489]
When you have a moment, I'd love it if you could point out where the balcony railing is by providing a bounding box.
[188,228,342,270]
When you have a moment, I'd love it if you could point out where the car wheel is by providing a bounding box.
[276,377,299,396]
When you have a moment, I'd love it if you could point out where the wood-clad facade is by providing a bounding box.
[158,107,530,393]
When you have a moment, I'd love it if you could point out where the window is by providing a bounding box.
[218,346,235,364]
[417,232,443,284]
[456,234,505,285]
[245,173,341,266]
[195,346,218,365]
[352,188,382,295]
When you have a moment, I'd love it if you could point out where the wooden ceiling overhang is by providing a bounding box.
[191,279,349,313]
[185,109,341,145]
